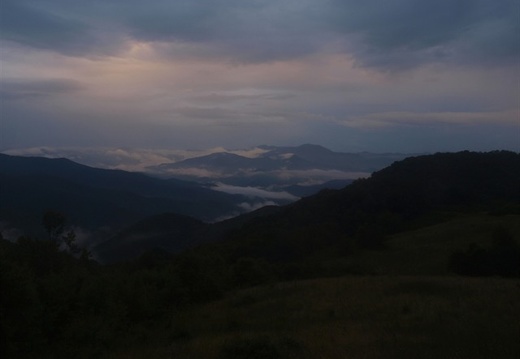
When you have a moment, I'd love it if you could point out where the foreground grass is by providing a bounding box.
[110,275,520,359]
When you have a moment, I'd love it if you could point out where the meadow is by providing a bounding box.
[110,275,520,359]
[106,214,520,359]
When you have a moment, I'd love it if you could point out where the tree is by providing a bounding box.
[41,210,89,258]
[42,210,66,242]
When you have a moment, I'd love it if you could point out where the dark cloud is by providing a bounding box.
[328,0,475,49]
[119,0,327,64]
[0,0,99,55]
[1,0,517,68]
[123,0,223,42]
[326,0,520,68]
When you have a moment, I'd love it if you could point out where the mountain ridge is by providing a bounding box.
[149,144,408,176]
[94,151,520,263]
[0,154,247,237]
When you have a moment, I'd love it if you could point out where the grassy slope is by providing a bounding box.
[111,276,520,359]
[108,213,520,359]
[324,213,520,276]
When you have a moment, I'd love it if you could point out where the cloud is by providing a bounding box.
[326,0,520,69]
[1,1,518,153]
[212,200,280,222]
[238,201,277,212]
[329,1,475,48]
[228,147,270,158]
[271,169,370,183]
[2,0,517,69]
[212,183,299,201]
[342,110,520,128]
[0,0,104,56]
[120,0,330,64]
[157,167,225,178]
[0,221,23,242]
[123,0,229,42]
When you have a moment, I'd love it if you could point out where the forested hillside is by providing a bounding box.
[96,151,520,263]
[211,150,520,262]
[0,153,246,235]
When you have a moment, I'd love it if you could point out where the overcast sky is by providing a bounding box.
[1,0,519,153]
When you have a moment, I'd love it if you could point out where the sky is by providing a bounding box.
[1,0,519,153]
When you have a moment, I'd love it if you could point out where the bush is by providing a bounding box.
[449,228,520,277]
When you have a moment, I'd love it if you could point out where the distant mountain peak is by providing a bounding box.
[296,144,332,151]
[207,152,246,159]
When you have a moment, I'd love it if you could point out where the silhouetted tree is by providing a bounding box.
[449,227,520,277]
[42,210,66,242]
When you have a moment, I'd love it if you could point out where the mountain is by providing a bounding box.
[149,144,408,177]
[93,213,209,262]
[0,153,231,200]
[94,151,520,263]
[283,179,354,197]
[216,150,520,262]
[0,154,248,236]
[259,144,401,171]
[3,145,409,203]
[150,148,317,176]
[94,205,284,263]
[147,144,408,198]
[6,150,518,263]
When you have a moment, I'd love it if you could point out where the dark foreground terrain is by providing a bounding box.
[1,151,519,358]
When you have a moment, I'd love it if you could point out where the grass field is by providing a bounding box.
[109,275,520,359]
[90,213,520,358]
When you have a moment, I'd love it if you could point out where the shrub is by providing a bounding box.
[449,228,520,277]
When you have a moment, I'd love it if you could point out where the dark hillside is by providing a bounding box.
[0,154,246,234]
[211,151,520,263]
[94,205,283,263]
[292,150,520,220]
[91,151,520,263]
[0,153,241,202]
[94,213,209,263]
